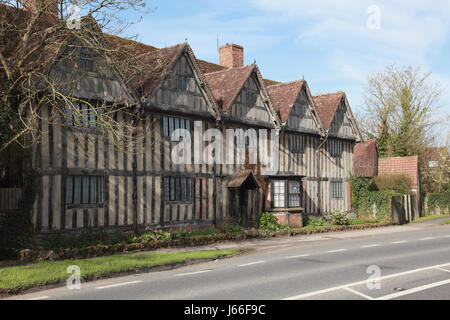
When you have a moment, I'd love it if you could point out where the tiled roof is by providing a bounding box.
[227,169,260,188]
[131,43,186,98]
[105,34,158,57]
[354,139,378,177]
[313,92,344,130]
[266,80,305,124]
[204,65,255,111]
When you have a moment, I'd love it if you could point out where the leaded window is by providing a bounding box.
[163,116,191,138]
[330,181,344,199]
[66,175,104,205]
[289,134,306,154]
[164,177,192,202]
[329,139,343,157]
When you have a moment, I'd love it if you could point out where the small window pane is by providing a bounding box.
[98,177,104,203]
[66,176,73,204]
[74,176,81,204]
[90,176,97,204]
[82,176,90,204]
[163,116,169,137]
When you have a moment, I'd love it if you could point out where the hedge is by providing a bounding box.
[350,175,399,221]
[425,191,450,215]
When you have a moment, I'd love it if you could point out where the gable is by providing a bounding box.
[147,52,217,118]
[285,87,322,135]
[227,73,273,126]
[48,37,133,104]
[328,99,358,140]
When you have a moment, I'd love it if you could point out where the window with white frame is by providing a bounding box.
[272,179,302,208]
[428,161,438,168]
[330,181,344,199]
[66,175,104,205]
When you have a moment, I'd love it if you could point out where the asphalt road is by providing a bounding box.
[5,218,450,300]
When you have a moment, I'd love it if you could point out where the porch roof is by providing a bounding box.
[227,170,260,189]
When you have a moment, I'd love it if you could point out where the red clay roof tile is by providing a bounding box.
[204,65,255,111]
[266,80,306,124]
[313,92,344,130]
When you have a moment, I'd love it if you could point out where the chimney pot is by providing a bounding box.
[219,44,244,69]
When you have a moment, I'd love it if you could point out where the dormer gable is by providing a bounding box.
[204,64,280,128]
[314,92,362,141]
[138,43,220,119]
[267,80,324,135]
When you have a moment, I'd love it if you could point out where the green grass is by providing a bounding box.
[413,214,450,223]
[441,219,450,225]
[0,249,240,292]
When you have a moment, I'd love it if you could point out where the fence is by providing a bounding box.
[0,188,22,212]
[391,194,418,225]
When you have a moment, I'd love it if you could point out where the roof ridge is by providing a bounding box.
[136,42,185,59]
[267,79,305,88]
[204,64,254,75]
[314,91,345,98]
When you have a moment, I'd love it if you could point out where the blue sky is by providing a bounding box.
[123,0,450,141]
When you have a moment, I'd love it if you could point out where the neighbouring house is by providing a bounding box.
[353,139,378,178]
[420,146,450,193]
[0,2,365,233]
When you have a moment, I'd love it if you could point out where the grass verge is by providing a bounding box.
[441,219,450,225]
[0,249,241,294]
[413,214,450,223]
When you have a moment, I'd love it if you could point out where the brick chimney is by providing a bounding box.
[23,0,59,19]
[219,44,244,69]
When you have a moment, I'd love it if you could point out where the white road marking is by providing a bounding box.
[287,254,310,259]
[327,249,347,253]
[28,296,49,300]
[283,262,450,300]
[376,279,450,300]
[343,287,374,300]
[175,270,213,277]
[435,267,450,273]
[238,260,266,267]
[392,240,408,244]
[361,244,380,248]
[419,237,434,241]
[95,280,142,289]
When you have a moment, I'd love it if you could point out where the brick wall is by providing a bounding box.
[219,44,244,69]
[378,156,419,194]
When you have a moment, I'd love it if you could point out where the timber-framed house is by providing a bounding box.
[0,2,365,233]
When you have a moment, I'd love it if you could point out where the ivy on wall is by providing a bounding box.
[424,191,450,215]
[350,175,399,221]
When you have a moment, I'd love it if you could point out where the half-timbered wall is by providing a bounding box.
[29,45,360,233]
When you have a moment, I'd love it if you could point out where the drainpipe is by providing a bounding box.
[316,130,329,215]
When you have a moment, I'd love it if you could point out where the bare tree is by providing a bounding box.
[421,145,450,193]
[0,0,151,156]
[358,65,442,159]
